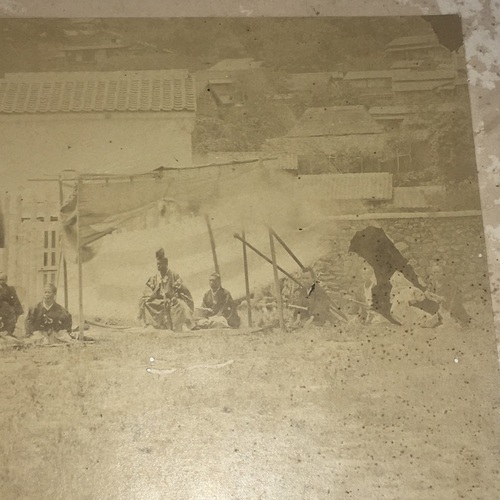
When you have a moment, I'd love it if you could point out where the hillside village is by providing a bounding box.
[0,17,482,308]
[0,17,476,190]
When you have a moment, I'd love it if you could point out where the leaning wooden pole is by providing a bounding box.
[269,228,285,332]
[233,234,303,288]
[76,178,84,341]
[205,214,220,276]
[241,229,253,327]
[270,228,305,271]
[58,177,69,310]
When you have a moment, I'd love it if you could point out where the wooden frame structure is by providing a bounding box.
[1,156,297,338]
[1,185,65,311]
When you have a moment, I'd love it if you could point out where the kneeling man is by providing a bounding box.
[25,283,73,343]
[196,273,240,329]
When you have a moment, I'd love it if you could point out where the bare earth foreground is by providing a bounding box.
[1,317,500,500]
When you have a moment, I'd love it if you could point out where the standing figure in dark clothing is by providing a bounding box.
[138,248,194,331]
[196,273,240,329]
[25,283,73,340]
[349,226,438,324]
[0,272,24,336]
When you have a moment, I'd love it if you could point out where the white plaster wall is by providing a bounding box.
[0,111,195,187]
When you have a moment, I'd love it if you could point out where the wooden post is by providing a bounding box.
[241,229,253,327]
[205,214,220,276]
[269,228,285,332]
[58,178,69,310]
[28,193,38,308]
[2,191,10,273]
[76,178,84,341]
[7,191,21,289]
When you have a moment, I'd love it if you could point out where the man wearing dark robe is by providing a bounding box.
[138,248,194,331]
[0,272,24,336]
[196,273,240,329]
[349,226,438,324]
[25,283,73,340]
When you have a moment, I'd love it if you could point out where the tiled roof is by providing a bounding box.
[298,173,393,201]
[0,71,196,114]
[208,58,263,71]
[391,60,424,69]
[286,72,344,91]
[286,106,383,137]
[344,69,410,80]
[392,186,445,209]
[386,34,440,49]
[369,105,416,116]
[61,44,129,51]
[392,70,456,81]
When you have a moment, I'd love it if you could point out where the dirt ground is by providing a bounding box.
[1,313,500,500]
[0,311,497,500]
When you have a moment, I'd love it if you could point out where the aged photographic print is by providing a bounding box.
[1,16,499,499]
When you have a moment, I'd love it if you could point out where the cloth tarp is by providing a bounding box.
[60,163,272,256]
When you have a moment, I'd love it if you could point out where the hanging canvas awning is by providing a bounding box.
[60,161,272,252]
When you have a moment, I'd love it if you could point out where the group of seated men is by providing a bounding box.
[1,247,240,340]
[0,272,72,340]
[138,248,240,332]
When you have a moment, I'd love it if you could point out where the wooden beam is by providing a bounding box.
[270,228,305,271]
[204,214,220,276]
[269,229,285,332]
[76,178,84,341]
[58,178,69,311]
[241,229,253,327]
[233,234,304,288]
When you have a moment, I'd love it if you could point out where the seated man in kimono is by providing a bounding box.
[138,248,194,332]
[195,273,240,329]
[25,283,73,342]
[0,272,24,337]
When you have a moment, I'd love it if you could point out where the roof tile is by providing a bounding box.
[0,71,196,114]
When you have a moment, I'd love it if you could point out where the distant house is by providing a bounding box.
[39,25,131,66]
[208,58,263,72]
[390,60,439,71]
[56,42,131,64]
[391,186,446,209]
[296,172,393,203]
[194,59,265,113]
[368,105,417,130]
[40,24,165,68]
[343,70,409,104]
[285,72,344,92]
[392,69,458,99]
[194,62,296,132]
[264,105,390,174]
[193,58,263,97]
[196,77,248,114]
[0,69,197,305]
[391,60,425,70]
[385,34,451,62]
[0,70,196,179]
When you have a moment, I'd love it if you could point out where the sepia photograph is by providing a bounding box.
[1,16,500,498]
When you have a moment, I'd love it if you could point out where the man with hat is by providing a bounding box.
[0,272,23,337]
[138,248,194,331]
[195,272,240,329]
